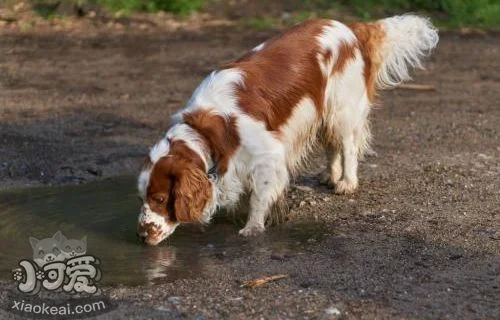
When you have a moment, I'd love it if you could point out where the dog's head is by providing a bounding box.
[137,137,215,246]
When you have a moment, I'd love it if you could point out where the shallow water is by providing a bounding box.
[0,176,326,286]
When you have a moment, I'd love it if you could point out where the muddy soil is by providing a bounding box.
[0,26,499,319]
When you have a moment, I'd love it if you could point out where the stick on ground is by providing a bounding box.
[241,274,288,288]
[397,83,436,91]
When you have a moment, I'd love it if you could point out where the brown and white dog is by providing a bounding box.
[137,15,439,245]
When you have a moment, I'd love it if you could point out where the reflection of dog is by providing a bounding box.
[29,231,66,267]
[137,15,439,245]
[142,246,177,283]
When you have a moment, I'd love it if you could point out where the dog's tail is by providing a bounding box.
[351,14,439,91]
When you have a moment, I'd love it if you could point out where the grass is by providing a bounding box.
[99,0,204,15]
[344,0,500,28]
[244,0,500,29]
[29,0,205,16]
[26,0,500,28]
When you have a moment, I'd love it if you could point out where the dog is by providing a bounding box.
[136,15,439,245]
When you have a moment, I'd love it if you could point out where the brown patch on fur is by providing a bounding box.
[141,156,153,172]
[332,41,358,75]
[223,19,331,132]
[183,110,240,175]
[349,22,386,101]
[147,141,212,223]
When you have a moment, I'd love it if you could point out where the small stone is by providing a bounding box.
[325,307,341,315]
[229,297,243,301]
[299,201,306,207]
[14,2,25,12]
[320,306,342,319]
[271,253,285,261]
[294,185,314,192]
[167,296,181,304]
[143,293,152,299]
[86,166,103,176]
[156,306,170,312]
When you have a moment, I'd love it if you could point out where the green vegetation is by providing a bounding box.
[26,0,499,28]
[30,0,205,16]
[99,0,204,15]
[344,0,500,28]
[245,0,499,30]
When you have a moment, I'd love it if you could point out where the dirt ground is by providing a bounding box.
[0,23,499,319]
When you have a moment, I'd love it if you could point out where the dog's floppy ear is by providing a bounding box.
[173,165,212,223]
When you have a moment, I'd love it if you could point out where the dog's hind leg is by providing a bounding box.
[334,96,371,194]
[320,142,343,186]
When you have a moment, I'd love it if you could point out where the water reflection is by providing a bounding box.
[0,176,327,286]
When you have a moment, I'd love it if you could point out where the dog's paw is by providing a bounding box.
[319,169,342,186]
[335,179,358,195]
[239,224,265,237]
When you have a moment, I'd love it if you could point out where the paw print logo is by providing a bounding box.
[35,270,45,281]
[12,269,24,282]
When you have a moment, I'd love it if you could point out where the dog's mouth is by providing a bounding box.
[137,206,179,246]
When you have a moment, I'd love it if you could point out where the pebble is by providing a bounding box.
[294,185,314,192]
[320,306,342,320]
[86,166,103,176]
[325,307,341,315]
[167,296,181,304]
[155,306,170,312]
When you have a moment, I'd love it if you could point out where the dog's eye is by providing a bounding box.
[66,246,71,250]
[77,246,82,251]
[39,250,44,256]
[153,195,165,204]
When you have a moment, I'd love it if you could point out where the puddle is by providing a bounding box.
[0,176,327,286]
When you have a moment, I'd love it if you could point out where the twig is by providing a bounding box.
[397,84,436,91]
[241,274,288,288]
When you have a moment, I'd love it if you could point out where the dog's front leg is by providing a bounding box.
[239,159,288,236]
